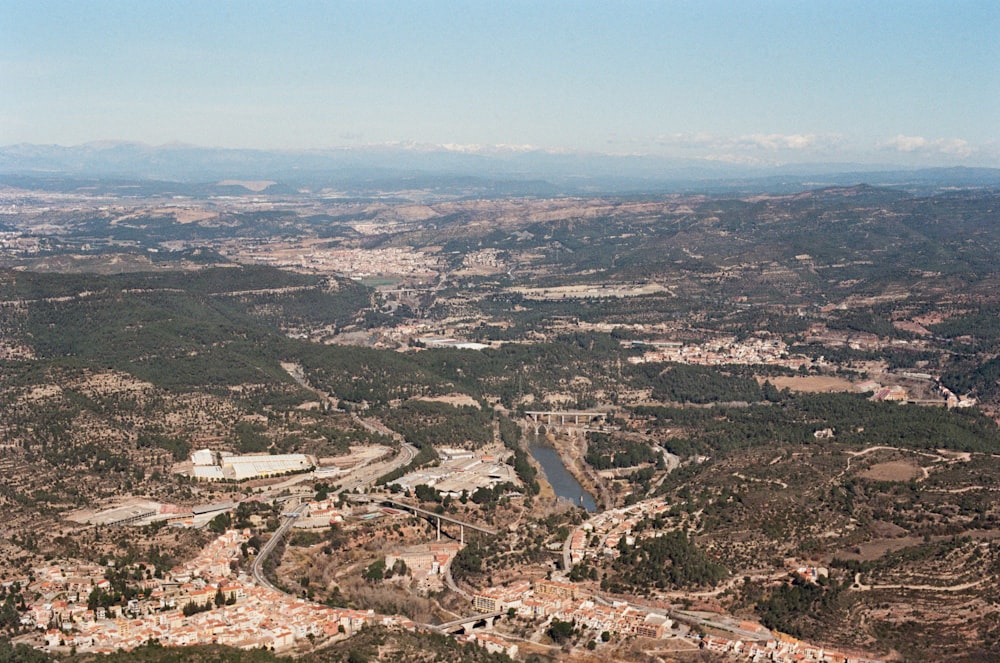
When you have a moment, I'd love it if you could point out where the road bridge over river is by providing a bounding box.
[525,410,609,434]
[430,610,506,634]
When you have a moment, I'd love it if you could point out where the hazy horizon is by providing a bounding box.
[3,1,998,167]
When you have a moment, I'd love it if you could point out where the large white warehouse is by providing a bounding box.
[190,449,315,481]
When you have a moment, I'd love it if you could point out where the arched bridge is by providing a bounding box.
[430,610,506,634]
[525,410,609,434]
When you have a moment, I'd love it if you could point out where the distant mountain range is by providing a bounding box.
[1,141,999,196]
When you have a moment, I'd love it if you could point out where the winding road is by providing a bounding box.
[251,500,308,591]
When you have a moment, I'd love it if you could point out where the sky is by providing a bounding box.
[2,0,998,166]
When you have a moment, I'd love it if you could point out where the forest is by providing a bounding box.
[602,530,728,592]
[634,393,1000,457]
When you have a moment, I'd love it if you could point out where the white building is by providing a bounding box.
[189,449,314,481]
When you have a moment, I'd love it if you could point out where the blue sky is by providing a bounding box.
[2,1,998,165]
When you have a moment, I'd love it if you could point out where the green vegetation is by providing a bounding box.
[636,393,1000,457]
[546,617,577,644]
[499,416,540,494]
[629,363,764,404]
[603,530,727,592]
[755,575,849,640]
[0,638,55,663]
[377,401,492,449]
[0,586,25,633]
[137,432,190,461]
[585,432,658,469]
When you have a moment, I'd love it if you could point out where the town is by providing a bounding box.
[2,180,1000,663]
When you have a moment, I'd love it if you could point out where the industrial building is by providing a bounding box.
[189,449,315,481]
[388,452,518,496]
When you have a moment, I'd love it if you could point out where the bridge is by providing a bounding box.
[430,610,505,634]
[524,410,608,434]
[380,498,497,544]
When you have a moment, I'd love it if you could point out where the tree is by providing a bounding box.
[363,559,386,583]
[208,511,232,534]
[547,618,576,644]
[390,559,408,577]
[414,484,441,503]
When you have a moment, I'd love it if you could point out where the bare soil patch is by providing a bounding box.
[832,535,925,562]
[412,393,481,408]
[860,461,923,482]
[159,208,218,224]
[765,375,856,393]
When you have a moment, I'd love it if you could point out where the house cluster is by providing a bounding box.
[385,541,462,590]
[625,336,807,369]
[41,585,381,653]
[293,498,345,529]
[871,385,908,402]
[27,529,398,654]
[473,579,673,640]
[793,566,829,584]
[461,248,505,269]
[938,383,977,408]
[567,498,674,565]
[700,633,883,663]
[245,245,441,279]
[455,631,519,659]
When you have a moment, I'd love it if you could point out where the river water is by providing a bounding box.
[528,441,597,512]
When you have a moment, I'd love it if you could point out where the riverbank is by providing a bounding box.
[532,453,558,500]
[548,432,612,511]
[528,434,598,511]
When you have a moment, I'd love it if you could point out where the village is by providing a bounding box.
[21,529,394,654]
[624,335,808,370]
[15,520,885,663]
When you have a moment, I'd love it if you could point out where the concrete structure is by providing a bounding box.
[387,452,518,496]
[385,542,461,578]
[420,336,489,351]
[434,611,505,634]
[525,410,608,434]
[376,498,496,544]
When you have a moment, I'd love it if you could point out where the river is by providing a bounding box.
[528,440,597,512]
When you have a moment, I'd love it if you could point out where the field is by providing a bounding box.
[765,375,857,393]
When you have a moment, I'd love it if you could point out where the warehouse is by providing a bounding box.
[189,449,315,481]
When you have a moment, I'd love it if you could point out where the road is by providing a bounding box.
[443,557,471,599]
[248,410,418,591]
[333,440,418,495]
[852,571,985,593]
[562,524,574,573]
[251,500,308,591]
[669,609,771,642]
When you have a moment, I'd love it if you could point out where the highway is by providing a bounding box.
[333,440,418,495]
[250,427,418,591]
[378,498,497,535]
[250,500,308,591]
